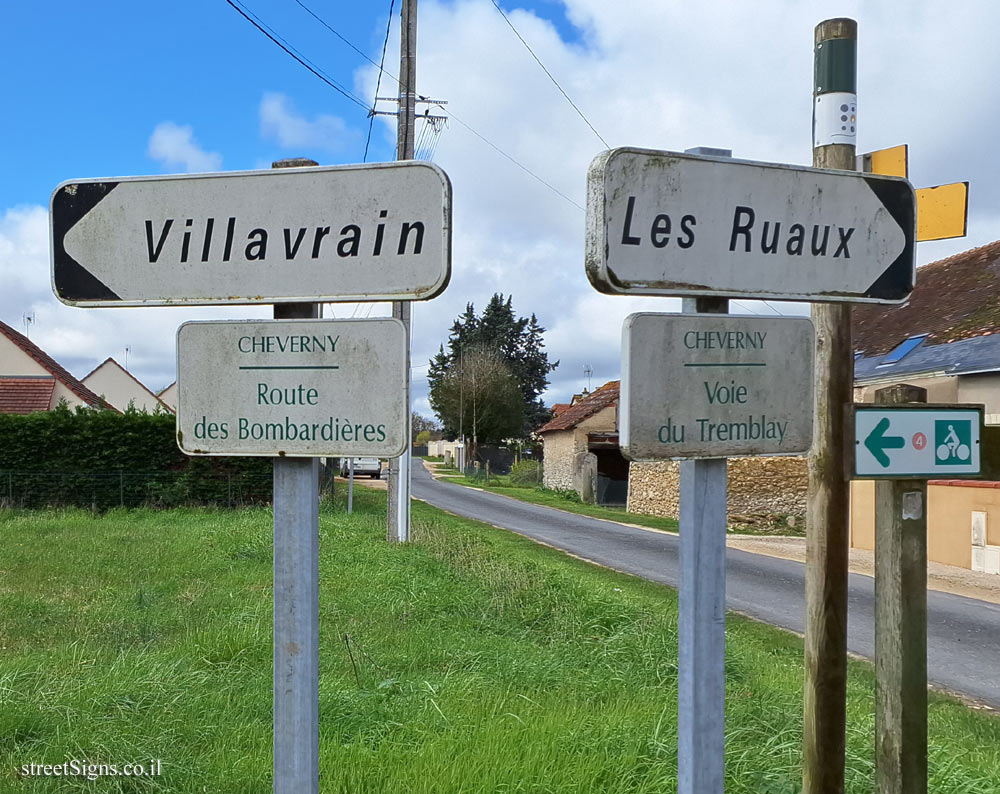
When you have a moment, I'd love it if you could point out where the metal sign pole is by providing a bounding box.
[271,158,320,794]
[677,296,729,794]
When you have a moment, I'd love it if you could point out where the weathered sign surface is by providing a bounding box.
[854,405,982,478]
[51,162,451,305]
[620,313,814,459]
[177,318,407,457]
[586,148,915,303]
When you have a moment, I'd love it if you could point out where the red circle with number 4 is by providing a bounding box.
[912,432,927,450]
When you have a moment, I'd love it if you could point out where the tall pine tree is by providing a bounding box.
[428,294,558,441]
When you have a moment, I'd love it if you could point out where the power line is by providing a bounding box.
[224,0,369,111]
[489,0,609,149]
[365,0,396,161]
[292,0,400,85]
[230,0,580,212]
[438,104,583,211]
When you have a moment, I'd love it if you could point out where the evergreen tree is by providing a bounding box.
[428,294,558,441]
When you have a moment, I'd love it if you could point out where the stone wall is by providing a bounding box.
[628,456,808,530]
[542,430,576,490]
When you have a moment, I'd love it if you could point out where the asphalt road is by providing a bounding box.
[411,464,1000,709]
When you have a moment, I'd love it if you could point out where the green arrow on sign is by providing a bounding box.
[864,417,905,467]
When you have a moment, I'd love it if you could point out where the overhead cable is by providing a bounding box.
[489,0,609,149]
[225,0,369,111]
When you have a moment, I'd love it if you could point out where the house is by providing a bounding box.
[850,239,1000,571]
[0,319,106,413]
[536,381,628,504]
[82,357,173,414]
[853,239,1000,420]
[157,381,178,412]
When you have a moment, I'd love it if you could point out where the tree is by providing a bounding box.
[429,344,525,460]
[428,294,558,442]
[411,412,441,439]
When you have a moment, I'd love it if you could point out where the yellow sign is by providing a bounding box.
[861,145,968,242]
[915,182,969,242]
[865,144,908,178]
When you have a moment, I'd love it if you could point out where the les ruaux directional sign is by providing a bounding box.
[586,148,916,303]
[51,162,451,306]
[854,405,983,478]
[620,313,814,459]
[176,318,407,457]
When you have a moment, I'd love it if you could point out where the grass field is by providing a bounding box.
[0,491,997,792]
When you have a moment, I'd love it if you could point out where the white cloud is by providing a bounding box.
[147,122,222,173]
[355,0,1000,416]
[259,92,358,153]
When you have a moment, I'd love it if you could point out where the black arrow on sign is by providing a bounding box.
[51,182,122,302]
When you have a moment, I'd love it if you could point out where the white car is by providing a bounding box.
[340,457,383,479]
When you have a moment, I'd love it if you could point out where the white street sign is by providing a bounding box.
[177,318,407,457]
[854,405,982,478]
[621,313,814,459]
[586,148,915,303]
[52,162,451,306]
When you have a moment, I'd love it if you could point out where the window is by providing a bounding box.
[880,334,927,364]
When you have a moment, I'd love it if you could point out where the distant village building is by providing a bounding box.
[537,381,628,505]
[157,382,178,413]
[82,358,173,414]
[853,239,1000,421]
[0,319,106,413]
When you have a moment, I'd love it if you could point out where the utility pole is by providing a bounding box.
[387,0,417,543]
[804,18,856,794]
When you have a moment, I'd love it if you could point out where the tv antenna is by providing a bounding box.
[124,345,131,371]
[22,312,34,338]
[583,364,593,392]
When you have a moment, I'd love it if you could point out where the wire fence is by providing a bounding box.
[0,470,281,510]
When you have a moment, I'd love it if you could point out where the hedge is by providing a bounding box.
[0,404,273,508]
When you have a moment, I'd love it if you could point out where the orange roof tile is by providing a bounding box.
[853,239,1000,356]
[537,381,619,433]
[0,377,56,414]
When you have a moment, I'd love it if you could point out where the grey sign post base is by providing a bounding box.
[273,453,319,794]
[677,296,728,794]
[271,158,320,794]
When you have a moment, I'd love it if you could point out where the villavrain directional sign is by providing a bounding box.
[176,318,407,457]
[50,161,452,305]
[620,313,814,459]
[586,148,916,303]
[854,405,983,478]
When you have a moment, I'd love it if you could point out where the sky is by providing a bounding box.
[1,0,998,418]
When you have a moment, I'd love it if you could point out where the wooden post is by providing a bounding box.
[874,384,928,794]
[804,18,856,794]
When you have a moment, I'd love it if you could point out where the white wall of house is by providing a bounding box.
[83,361,167,413]
[158,382,178,412]
[0,337,88,409]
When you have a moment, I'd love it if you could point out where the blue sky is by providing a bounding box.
[2,1,999,413]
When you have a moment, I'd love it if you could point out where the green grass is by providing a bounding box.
[420,455,445,463]
[434,469,803,537]
[0,495,997,792]
[438,471,682,533]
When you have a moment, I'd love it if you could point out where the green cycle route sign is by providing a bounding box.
[853,404,983,478]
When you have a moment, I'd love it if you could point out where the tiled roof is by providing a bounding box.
[855,332,1000,382]
[853,239,1000,356]
[0,377,55,414]
[551,403,571,416]
[0,319,106,408]
[537,381,619,433]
